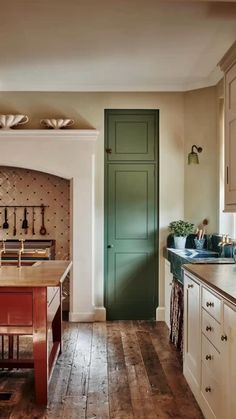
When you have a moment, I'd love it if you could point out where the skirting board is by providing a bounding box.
[156,306,165,321]
[69,307,106,322]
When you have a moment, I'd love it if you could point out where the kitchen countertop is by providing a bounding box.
[183,264,236,305]
[0,260,72,287]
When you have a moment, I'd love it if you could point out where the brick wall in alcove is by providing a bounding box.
[0,167,70,260]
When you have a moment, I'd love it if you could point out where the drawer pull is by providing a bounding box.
[188,284,194,288]
[206,326,212,332]
[221,334,228,342]
[205,354,212,361]
[205,387,211,393]
[206,302,214,308]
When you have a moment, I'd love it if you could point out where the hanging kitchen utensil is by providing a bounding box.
[32,207,35,235]
[39,204,47,235]
[13,207,17,236]
[3,208,9,229]
[22,207,28,234]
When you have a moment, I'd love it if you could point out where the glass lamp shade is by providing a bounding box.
[188,151,199,164]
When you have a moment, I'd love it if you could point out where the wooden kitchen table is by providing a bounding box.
[0,260,72,405]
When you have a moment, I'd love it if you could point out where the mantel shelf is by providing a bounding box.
[0,129,99,141]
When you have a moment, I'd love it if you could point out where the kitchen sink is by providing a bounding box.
[165,247,234,284]
[169,248,218,259]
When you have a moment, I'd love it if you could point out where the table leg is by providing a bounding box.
[52,286,62,354]
[33,287,48,405]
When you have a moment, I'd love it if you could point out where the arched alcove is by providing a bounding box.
[0,130,105,322]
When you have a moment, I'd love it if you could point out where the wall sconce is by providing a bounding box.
[188,145,203,165]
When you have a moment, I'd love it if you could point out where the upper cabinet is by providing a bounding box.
[219,42,236,211]
[105,110,158,161]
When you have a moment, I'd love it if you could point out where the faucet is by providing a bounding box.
[17,239,25,268]
[218,234,234,257]
[218,235,227,256]
[0,240,6,267]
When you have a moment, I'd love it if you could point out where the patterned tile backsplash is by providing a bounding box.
[0,167,70,260]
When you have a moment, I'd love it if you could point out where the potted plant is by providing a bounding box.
[168,220,194,249]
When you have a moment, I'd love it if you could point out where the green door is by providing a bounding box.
[105,110,158,320]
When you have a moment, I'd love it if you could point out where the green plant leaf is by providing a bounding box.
[168,220,194,237]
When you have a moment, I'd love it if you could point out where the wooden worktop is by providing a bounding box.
[0,260,72,287]
[183,263,236,305]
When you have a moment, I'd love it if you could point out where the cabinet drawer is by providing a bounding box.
[202,309,221,352]
[201,362,220,418]
[202,287,221,323]
[202,334,221,382]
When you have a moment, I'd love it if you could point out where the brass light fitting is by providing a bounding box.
[188,145,203,165]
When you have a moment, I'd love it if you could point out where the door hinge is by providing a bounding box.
[105,148,112,154]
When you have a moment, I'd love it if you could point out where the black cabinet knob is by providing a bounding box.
[221,334,228,341]
[206,326,212,332]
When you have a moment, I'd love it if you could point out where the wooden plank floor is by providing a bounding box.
[0,321,203,419]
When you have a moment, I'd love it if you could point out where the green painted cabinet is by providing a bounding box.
[105,110,158,320]
[106,110,157,161]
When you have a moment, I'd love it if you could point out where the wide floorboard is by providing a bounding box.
[0,321,203,418]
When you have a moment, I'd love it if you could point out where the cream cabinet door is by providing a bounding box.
[221,303,236,419]
[225,62,236,209]
[184,273,201,397]
[164,260,172,329]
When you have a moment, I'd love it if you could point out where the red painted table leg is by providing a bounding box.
[52,285,62,355]
[33,287,48,405]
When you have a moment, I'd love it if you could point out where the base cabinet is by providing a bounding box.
[184,270,236,419]
[183,274,201,398]
[221,303,236,418]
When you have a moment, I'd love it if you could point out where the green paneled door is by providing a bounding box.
[105,110,158,320]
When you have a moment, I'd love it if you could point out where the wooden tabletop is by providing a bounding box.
[183,263,236,305]
[0,261,72,287]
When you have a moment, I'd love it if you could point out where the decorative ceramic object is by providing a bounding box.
[40,118,74,129]
[0,114,29,129]
[174,236,187,249]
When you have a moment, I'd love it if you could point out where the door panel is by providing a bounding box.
[106,110,156,161]
[225,64,236,207]
[106,163,156,320]
[115,169,148,239]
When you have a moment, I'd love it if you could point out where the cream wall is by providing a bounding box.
[0,92,185,316]
[184,86,218,233]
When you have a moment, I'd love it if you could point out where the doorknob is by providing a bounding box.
[107,244,114,248]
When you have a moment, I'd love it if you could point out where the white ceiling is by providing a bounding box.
[1,0,236,92]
